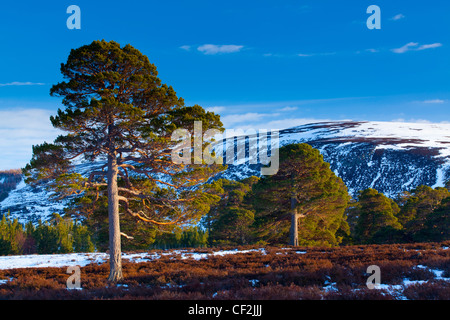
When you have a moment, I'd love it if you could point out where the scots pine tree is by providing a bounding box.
[206,177,258,246]
[421,197,450,242]
[24,40,224,282]
[353,188,402,244]
[73,223,95,252]
[398,185,450,242]
[397,185,450,242]
[251,144,350,246]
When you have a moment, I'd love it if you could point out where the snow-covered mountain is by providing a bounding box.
[1,120,450,223]
[0,162,105,224]
[215,121,450,197]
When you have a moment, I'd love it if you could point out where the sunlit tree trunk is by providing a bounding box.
[289,195,299,246]
[107,125,123,283]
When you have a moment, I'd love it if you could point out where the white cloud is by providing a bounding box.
[0,82,45,87]
[392,42,419,54]
[205,106,226,114]
[197,44,244,55]
[220,110,332,131]
[0,108,60,170]
[297,52,336,57]
[392,118,450,124]
[278,106,298,112]
[258,118,332,130]
[390,14,405,21]
[221,112,271,127]
[179,45,191,51]
[416,43,443,50]
[423,99,445,104]
[226,117,332,131]
[392,42,442,53]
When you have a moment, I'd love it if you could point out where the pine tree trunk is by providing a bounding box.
[107,152,123,283]
[289,196,299,246]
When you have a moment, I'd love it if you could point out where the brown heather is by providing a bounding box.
[0,241,448,300]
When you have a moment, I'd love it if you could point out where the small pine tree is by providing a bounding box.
[421,197,450,242]
[51,214,73,253]
[353,188,402,244]
[34,221,60,254]
[0,213,26,255]
[73,223,95,252]
[251,144,350,246]
[0,238,12,256]
[396,185,449,242]
[206,178,258,246]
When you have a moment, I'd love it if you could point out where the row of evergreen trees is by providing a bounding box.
[0,213,94,255]
[204,144,450,247]
[2,143,448,254]
[0,212,208,255]
[150,227,208,249]
[205,180,450,247]
[347,185,449,244]
[1,183,448,255]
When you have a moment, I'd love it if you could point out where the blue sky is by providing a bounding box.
[0,0,449,169]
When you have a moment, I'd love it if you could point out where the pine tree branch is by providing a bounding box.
[120,232,134,240]
[118,195,187,225]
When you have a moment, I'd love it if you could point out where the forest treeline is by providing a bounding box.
[204,144,449,247]
[0,213,94,255]
[205,178,450,247]
[0,143,449,255]
[0,211,208,255]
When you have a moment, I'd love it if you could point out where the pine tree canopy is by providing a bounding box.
[251,143,350,246]
[353,188,402,244]
[23,40,227,282]
[396,185,450,242]
[24,39,225,229]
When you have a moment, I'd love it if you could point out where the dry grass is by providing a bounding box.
[0,241,449,300]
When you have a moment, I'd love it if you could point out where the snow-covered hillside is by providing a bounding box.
[1,120,450,223]
[0,161,106,224]
[216,121,450,197]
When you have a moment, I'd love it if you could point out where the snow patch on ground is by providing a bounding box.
[0,252,108,270]
[1,249,448,301]
[0,248,269,270]
[367,264,450,300]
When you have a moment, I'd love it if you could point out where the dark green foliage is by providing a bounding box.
[205,177,258,246]
[72,223,95,253]
[0,238,12,256]
[211,207,254,246]
[201,147,447,247]
[418,197,450,242]
[33,223,60,254]
[353,188,402,244]
[151,227,208,249]
[22,40,226,281]
[396,186,450,242]
[0,213,94,255]
[0,213,24,255]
